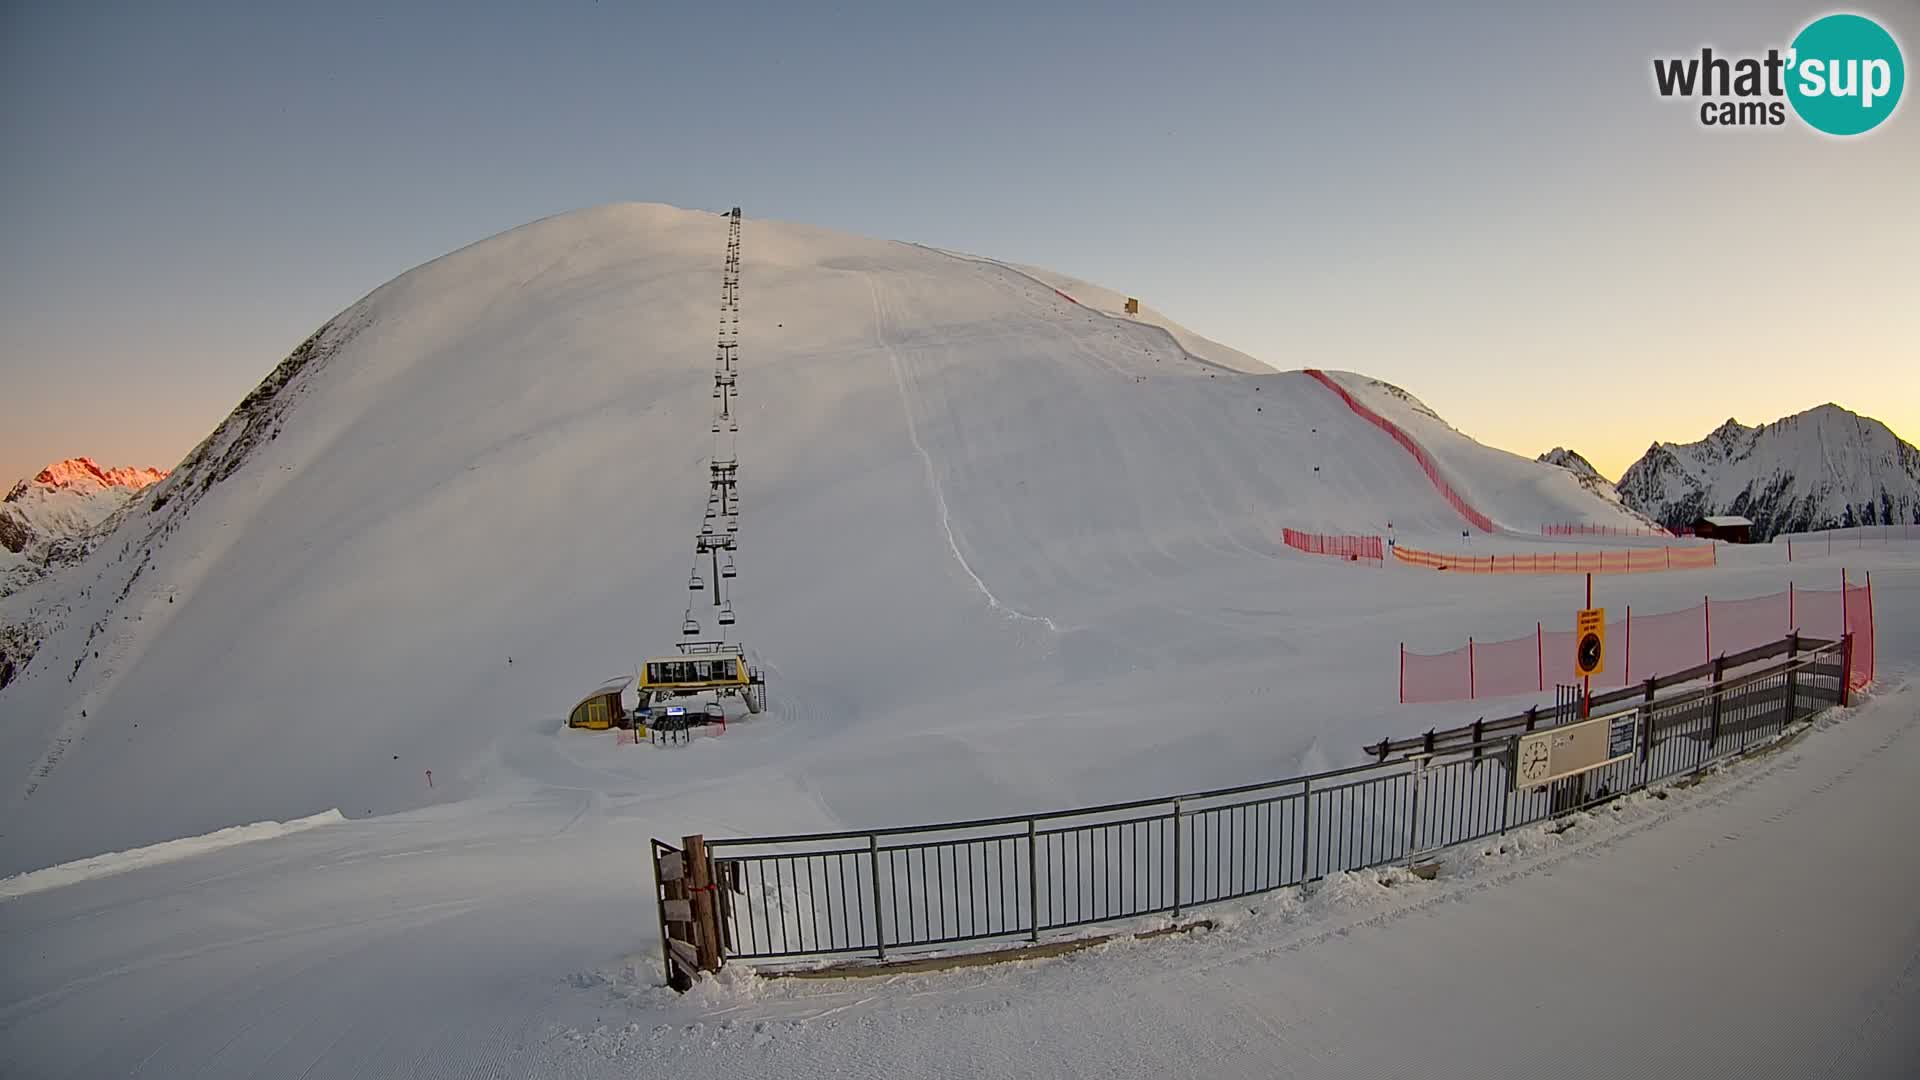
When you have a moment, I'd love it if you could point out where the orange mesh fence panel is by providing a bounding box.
[1624,604,1709,679]
[1302,369,1495,533]
[1401,642,1473,703]
[1393,543,1714,575]
[1795,586,1845,639]
[1542,523,1673,538]
[1474,634,1541,698]
[1709,591,1793,657]
[1282,528,1384,563]
[1400,582,1868,703]
[1845,580,1875,689]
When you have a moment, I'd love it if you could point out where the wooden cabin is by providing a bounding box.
[1691,515,1754,543]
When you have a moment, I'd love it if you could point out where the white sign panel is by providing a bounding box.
[1515,711,1635,790]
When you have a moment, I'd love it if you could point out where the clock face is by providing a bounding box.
[1519,739,1552,783]
[1578,632,1603,674]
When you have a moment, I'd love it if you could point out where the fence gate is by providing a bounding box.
[651,835,725,989]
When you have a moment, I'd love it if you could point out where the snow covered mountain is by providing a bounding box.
[1537,447,1606,489]
[1,458,169,598]
[1532,447,1669,532]
[1617,406,1920,539]
[0,203,1654,876]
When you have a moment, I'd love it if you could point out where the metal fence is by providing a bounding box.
[663,638,1849,969]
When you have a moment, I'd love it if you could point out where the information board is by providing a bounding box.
[1515,710,1635,790]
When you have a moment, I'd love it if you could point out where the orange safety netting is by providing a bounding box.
[1301,369,1495,533]
[1392,544,1716,574]
[1282,528,1383,564]
[1540,522,1674,538]
[1398,576,1876,703]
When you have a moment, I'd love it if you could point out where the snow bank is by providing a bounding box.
[0,808,344,900]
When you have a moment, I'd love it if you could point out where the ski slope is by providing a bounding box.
[0,202,1648,877]
[1,203,1912,1078]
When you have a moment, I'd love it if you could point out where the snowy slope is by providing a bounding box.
[0,204,1800,878]
[1618,406,1920,539]
[1323,372,1656,535]
[0,458,167,598]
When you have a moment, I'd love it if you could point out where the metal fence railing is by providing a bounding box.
[659,637,1850,972]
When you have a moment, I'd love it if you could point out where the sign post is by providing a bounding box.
[1575,576,1606,718]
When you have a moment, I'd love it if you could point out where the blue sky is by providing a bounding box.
[3,0,1916,485]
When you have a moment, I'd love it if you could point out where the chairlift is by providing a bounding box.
[722,554,737,578]
[682,614,701,636]
[725,515,739,534]
[717,602,736,627]
[688,569,705,591]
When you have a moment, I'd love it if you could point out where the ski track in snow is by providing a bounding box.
[867,273,1065,635]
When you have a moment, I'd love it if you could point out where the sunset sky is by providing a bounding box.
[3,0,1915,486]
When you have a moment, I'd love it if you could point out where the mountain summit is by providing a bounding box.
[1617,404,1920,538]
[1,458,170,598]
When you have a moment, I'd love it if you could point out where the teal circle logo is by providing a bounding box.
[1786,14,1905,135]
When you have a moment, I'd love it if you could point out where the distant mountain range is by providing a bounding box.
[1613,405,1920,540]
[2,458,169,599]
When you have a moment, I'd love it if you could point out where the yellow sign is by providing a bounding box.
[1575,607,1606,677]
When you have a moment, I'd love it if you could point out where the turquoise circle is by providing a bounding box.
[1787,14,1905,135]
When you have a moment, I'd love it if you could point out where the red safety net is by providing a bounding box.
[1282,528,1384,564]
[1400,642,1472,704]
[1540,523,1673,538]
[1845,577,1875,690]
[1392,544,1715,574]
[1398,580,1875,702]
[1301,369,1495,533]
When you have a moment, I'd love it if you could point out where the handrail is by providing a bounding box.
[1372,634,1833,759]
[702,636,1835,852]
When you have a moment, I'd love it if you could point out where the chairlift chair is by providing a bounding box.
[721,554,737,578]
[717,602,735,627]
[688,570,705,591]
[682,614,701,636]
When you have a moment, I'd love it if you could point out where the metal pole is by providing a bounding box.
[1026,818,1040,942]
[1500,736,1516,834]
[1407,757,1424,857]
[1171,799,1183,917]
[868,833,886,960]
[1299,778,1312,882]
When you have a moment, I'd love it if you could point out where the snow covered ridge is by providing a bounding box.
[1618,404,1920,540]
[0,808,344,900]
[10,457,168,498]
[1,458,170,601]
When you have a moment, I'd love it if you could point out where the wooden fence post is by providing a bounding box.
[684,834,722,973]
